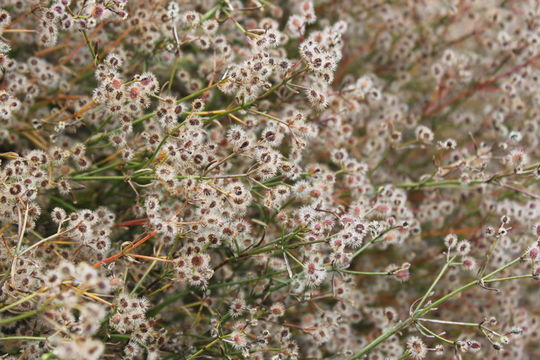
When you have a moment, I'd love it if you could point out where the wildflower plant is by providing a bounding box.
[0,1,539,359]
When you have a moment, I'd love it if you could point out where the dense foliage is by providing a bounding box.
[0,1,539,359]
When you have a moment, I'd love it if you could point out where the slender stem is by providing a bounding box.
[0,289,45,313]
[71,161,122,177]
[15,205,29,253]
[346,252,527,359]
[416,318,478,327]
[92,231,157,269]
[2,29,37,33]
[69,172,264,182]
[86,80,228,148]
[129,243,166,295]
[339,269,388,276]
[414,255,456,313]
[0,336,47,341]
[19,224,80,256]
[484,274,533,283]
[148,267,295,316]
[81,30,98,64]
[350,227,396,261]
[50,195,78,211]
[391,161,540,190]
[130,258,159,295]
[69,175,134,181]
[396,351,411,360]
[186,334,231,360]
[347,318,415,359]
[177,80,227,104]
[0,305,49,325]
[167,58,179,94]
[415,255,526,321]
[416,322,455,345]
[203,67,308,124]
[285,250,305,268]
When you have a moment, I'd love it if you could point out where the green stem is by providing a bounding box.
[339,269,388,276]
[177,79,226,104]
[130,257,159,295]
[50,195,78,211]
[145,66,300,167]
[167,58,179,94]
[416,318,478,327]
[0,307,44,325]
[484,274,533,283]
[346,253,528,359]
[69,175,133,181]
[148,268,293,317]
[0,291,42,313]
[391,161,540,190]
[396,351,411,360]
[186,334,231,360]
[203,67,308,125]
[71,161,122,177]
[416,322,455,345]
[81,30,98,64]
[414,255,456,313]
[350,227,396,261]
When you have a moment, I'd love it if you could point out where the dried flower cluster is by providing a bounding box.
[0,1,539,359]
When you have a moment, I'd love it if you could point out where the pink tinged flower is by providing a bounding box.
[111,79,122,89]
[407,336,427,359]
[530,246,539,260]
[228,331,248,349]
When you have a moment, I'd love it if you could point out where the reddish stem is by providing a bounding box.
[115,218,149,227]
[424,53,540,116]
[92,231,157,269]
